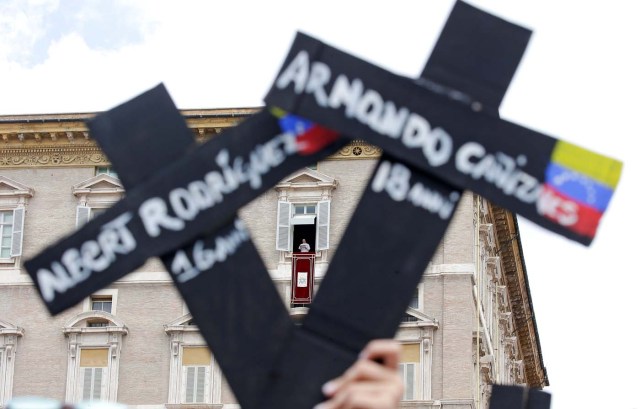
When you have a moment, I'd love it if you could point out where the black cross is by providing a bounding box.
[24,2,619,408]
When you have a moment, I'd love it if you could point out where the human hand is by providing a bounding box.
[313,339,404,409]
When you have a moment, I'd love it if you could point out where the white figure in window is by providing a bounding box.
[298,238,310,253]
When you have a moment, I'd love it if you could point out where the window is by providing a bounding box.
[91,296,112,314]
[0,208,24,261]
[275,200,330,253]
[72,174,124,228]
[274,169,337,264]
[165,314,221,406]
[0,176,33,265]
[0,319,24,407]
[396,320,436,402]
[408,287,419,309]
[83,290,118,316]
[87,320,109,328]
[399,344,421,401]
[63,311,127,403]
[76,207,108,227]
[95,166,118,179]
[79,349,108,401]
[402,287,421,323]
[294,204,316,215]
[181,347,211,404]
[0,211,14,259]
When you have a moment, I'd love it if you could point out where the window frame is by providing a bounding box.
[78,349,109,402]
[0,210,15,259]
[90,297,113,314]
[0,320,24,407]
[165,314,221,407]
[63,311,127,404]
[0,176,33,266]
[398,361,419,400]
[395,322,437,402]
[274,168,338,267]
[398,343,422,401]
[181,354,212,404]
[72,174,124,228]
[83,289,118,315]
[95,166,118,179]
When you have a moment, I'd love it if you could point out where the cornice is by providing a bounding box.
[0,108,378,168]
[490,203,549,388]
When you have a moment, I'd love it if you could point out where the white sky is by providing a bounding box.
[1,1,638,408]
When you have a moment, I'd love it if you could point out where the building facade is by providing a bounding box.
[0,109,547,409]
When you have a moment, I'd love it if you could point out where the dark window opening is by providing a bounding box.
[293,222,316,253]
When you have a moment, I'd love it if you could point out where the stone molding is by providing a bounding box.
[0,109,377,169]
[489,203,548,388]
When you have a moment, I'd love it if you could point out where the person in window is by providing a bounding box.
[314,339,403,409]
[298,238,311,252]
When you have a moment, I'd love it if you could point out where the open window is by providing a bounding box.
[276,200,331,253]
[275,169,337,263]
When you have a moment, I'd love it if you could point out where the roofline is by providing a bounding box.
[0,107,262,124]
[490,203,549,388]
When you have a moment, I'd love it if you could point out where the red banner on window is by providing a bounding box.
[291,253,315,304]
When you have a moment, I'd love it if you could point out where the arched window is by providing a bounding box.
[62,310,127,403]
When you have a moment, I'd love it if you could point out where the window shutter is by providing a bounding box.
[93,367,103,400]
[196,366,206,403]
[185,366,196,403]
[82,368,93,401]
[76,206,91,227]
[316,200,330,250]
[398,362,418,400]
[10,207,24,257]
[275,201,292,251]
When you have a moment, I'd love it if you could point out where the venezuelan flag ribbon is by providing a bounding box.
[271,107,340,155]
[542,141,622,238]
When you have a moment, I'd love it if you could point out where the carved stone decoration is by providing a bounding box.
[479,223,496,257]
[499,311,514,334]
[504,336,518,359]
[0,146,109,168]
[328,140,382,160]
[479,355,495,383]
[490,203,548,388]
